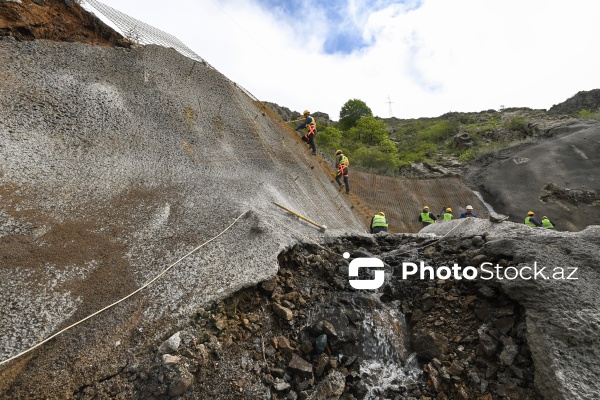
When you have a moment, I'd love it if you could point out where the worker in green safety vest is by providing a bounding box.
[442,207,453,221]
[525,211,543,227]
[541,216,555,229]
[418,206,437,227]
[370,211,388,234]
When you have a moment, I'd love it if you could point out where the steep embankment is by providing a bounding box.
[0,40,364,397]
[466,122,600,231]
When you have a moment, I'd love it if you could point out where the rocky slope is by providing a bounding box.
[1,2,599,400]
[465,120,600,231]
[549,89,600,115]
[0,0,128,47]
[60,221,600,400]
[0,39,364,398]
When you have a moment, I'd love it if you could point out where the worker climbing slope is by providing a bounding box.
[334,150,350,194]
[295,110,317,155]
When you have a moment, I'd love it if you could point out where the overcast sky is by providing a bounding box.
[84,0,600,120]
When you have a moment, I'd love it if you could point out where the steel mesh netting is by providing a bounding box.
[76,1,356,230]
[84,0,204,62]
[82,0,258,101]
[350,171,489,233]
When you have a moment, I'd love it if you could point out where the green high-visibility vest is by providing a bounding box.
[339,155,349,167]
[525,217,537,227]
[443,213,453,221]
[372,215,388,228]
[421,212,434,224]
[542,219,554,229]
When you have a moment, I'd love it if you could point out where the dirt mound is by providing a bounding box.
[0,0,128,47]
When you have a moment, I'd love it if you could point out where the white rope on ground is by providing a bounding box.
[0,210,249,367]
[441,217,469,238]
[419,217,470,250]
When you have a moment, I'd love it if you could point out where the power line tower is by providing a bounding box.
[386,95,394,117]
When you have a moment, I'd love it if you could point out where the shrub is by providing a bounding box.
[504,117,528,135]
[578,109,599,119]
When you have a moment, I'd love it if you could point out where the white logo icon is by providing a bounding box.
[346,253,385,290]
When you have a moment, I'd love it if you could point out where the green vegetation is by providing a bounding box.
[577,109,599,119]
[339,99,373,130]
[272,91,600,176]
[302,99,575,176]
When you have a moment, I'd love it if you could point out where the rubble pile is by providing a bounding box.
[76,233,547,400]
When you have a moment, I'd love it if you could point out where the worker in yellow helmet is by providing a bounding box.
[418,206,437,227]
[334,149,350,195]
[443,207,453,221]
[541,216,555,229]
[295,110,317,155]
[524,211,543,227]
[370,211,388,234]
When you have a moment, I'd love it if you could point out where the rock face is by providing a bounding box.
[421,219,600,400]
[0,41,364,398]
[465,121,600,231]
[0,0,129,46]
[549,89,600,114]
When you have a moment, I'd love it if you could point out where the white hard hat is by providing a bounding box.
[466,205,473,210]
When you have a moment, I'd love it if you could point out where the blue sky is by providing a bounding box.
[85,0,600,120]
[250,0,418,54]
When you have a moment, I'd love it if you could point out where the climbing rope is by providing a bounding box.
[0,210,249,367]
[419,217,471,250]
[440,217,470,238]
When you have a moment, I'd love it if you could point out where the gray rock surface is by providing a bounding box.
[466,122,600,231]
[421,219,600,400]
[0,41,364,396]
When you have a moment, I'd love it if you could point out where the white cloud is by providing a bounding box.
[87,0,600,119]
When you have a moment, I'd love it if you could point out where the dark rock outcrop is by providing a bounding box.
[549,89,600,115]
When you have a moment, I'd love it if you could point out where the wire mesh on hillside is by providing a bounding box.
[84,0,204,63]
[82,0,258,101]
[349,171,489,233]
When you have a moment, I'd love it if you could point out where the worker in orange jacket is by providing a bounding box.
[295,110,317,155]
[335,150,350,195]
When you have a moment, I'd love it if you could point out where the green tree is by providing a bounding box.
[315,126,343,150]
[346,116,389,146]
[351,146,399,174]
[339,99,373,130]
